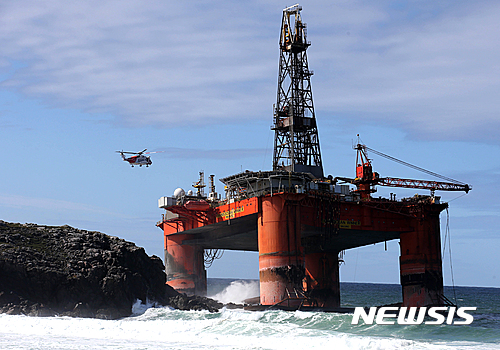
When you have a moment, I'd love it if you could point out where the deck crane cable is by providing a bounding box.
[364,146,466,185]
[442,208,458,306]
[448,193,468,203]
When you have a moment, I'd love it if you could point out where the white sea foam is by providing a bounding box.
[209,280,260,304]
[1,308,497,350]
[131,298,171,315]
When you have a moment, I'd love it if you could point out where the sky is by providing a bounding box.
[1,0,499,289]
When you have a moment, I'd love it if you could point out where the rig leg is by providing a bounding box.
[163,221,207,296]
[304,252,340,308]
[258,195,304,307]
[399,204,445,307]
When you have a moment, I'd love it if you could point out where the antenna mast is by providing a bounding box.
[272,4,323,178]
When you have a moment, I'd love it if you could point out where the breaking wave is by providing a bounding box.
[1,308,498,350]
[0,282,498,349]
[209,280,260,305]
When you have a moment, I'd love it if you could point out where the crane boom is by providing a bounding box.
[346,140,472,199]
[378,177,470,193]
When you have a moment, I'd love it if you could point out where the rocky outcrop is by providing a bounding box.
[0,221,224,318]
[0,221,176,318]
[169,293,222,312]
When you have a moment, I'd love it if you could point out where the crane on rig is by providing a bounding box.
[334,137,471,200]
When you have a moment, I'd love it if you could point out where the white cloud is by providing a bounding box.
[313,1,500,141]
[0,1,498,141]
[0,1,277,126]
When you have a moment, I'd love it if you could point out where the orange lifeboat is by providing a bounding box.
[184,200,210,211]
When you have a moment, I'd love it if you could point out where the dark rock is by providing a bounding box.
[224,302,244,309]
[169,293,223,313]
[0,221,223,318]
[0,221,169,319]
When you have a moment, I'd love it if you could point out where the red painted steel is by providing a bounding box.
[258,194,304,306]
[215,197,259,222]
[400,203,446,306]
[304,252,340,307]
[158,193,447,308]
[160,212,207,296]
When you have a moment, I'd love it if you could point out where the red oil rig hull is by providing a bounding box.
[158,177,448,308]
[157,4,468,310]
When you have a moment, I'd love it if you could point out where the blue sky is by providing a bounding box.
[1,0,499,288]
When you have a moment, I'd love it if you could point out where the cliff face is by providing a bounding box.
[0,221,172,319]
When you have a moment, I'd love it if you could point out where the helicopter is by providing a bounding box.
[116,149,155,167]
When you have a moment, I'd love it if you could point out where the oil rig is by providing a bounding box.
[157,4,470,309]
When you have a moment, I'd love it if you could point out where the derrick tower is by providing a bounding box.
[273,4,323,179]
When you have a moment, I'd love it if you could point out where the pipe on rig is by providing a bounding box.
[304,252,340,307]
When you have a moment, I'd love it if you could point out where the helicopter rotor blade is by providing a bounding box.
[117,149,152,156]
[117,151,142,155]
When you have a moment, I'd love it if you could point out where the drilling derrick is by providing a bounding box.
[273,4,323,179]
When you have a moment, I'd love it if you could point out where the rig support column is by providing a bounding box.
[258,194,304,306]
[163,219,207,296]
[399,203,447,306]
[304,252,340,307]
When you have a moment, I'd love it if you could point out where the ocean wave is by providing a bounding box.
[0,307,499,350]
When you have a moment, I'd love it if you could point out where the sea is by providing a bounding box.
[0,279,498,350]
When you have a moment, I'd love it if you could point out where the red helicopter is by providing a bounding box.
[116,149,160,167]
